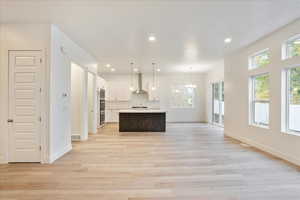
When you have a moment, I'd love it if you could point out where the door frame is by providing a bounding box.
[87,71,97,134]
[70,62,97,141]
[7,49,48,163]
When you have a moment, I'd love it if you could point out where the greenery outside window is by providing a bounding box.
[250,74,270,127]
[249,49,270,70]
[283,34,300,60]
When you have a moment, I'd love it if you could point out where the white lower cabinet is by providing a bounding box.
[105,109,119,122]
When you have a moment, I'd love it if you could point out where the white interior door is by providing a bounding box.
[8,51,42,162]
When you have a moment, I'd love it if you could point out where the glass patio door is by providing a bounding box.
[212,81,224,126]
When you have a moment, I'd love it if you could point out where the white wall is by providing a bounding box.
[225,19,300,166]
[102,73,206,123]
[204,61,224,123]
[49,25,98,162]
[0,24,51,164]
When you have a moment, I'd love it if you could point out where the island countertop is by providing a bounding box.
[119,109,167,113]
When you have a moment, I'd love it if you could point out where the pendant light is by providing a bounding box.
[185,66,197,88]
[129,62,135,91]
[151,63,157,91]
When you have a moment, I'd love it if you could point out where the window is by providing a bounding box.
[286,66,300,134]
[212,81,224,126]
[171,85,195,108]
[250,74,270,127]
[249,49,270,70]
[283,34,300,60]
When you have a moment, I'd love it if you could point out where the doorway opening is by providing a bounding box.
[70,62,97,141]
[70,62,87,141]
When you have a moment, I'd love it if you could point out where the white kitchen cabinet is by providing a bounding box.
[105,110,111,122]
[105,109,119,122]
[112,110,119,122]
[106,82,131,102]
[97,76,107,90]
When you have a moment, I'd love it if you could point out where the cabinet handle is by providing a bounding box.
[7,119,14,123]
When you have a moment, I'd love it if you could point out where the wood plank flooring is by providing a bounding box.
[1,123,300,200]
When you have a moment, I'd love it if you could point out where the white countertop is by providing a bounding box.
[119,109,166,113]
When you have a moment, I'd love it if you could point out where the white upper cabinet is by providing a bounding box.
[97,76,107,90]
[107,82,131,101]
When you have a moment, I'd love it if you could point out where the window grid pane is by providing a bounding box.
[249,50,270,69]
[252,74,270,126]
[286,36,300,59]
[288,67,300,133]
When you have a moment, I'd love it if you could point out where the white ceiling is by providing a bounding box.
[1,0,300,74]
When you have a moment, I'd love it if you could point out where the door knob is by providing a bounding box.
[7,119,14,123]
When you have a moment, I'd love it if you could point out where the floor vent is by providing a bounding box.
[72,135,81,141]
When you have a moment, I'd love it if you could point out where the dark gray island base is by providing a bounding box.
[119,110,166,132]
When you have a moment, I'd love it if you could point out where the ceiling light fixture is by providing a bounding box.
[185,67,197,88]
[224,37,232,44]
[106,64,111,68]
[152,62,158,91]
[148,35,156,42]
[111,68,115,72]
[130,62,135,91]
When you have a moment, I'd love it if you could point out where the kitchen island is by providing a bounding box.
[119,109,166,132]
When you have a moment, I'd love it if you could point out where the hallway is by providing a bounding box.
[1,123,300,200]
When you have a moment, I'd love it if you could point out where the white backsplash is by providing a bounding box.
[106,94,160,110]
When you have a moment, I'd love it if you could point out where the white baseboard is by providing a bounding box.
[49,144,72,164]
[225,132,300,167]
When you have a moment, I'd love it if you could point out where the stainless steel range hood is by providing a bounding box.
[133,73,148,94]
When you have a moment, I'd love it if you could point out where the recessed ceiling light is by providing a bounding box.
[111,68,115,72]
[224,38,232,44]
[106,64,111,68]
[156,68,161,72]
[148,35,156,42]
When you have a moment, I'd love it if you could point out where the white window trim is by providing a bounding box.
[249,73,270,129]
[282,33,300,60]
[282,66,300,136]
[248,48,270,70]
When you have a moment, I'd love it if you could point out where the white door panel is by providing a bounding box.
[9,51,42,162]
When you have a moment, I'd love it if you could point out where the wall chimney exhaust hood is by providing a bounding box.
[132,73,148,94]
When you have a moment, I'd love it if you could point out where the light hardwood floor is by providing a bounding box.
[1,123,300,200]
